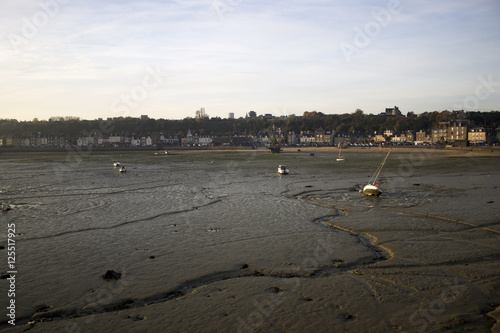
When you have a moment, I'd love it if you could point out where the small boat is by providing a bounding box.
[1,203,11,211]
[119,166,126,173]
[336,145,345,162]
[362,184,381,196]
[362,150,391,196]
[277,165,289,175]
[113,162,121,167]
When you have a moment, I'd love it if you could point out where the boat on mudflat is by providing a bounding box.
[336,144,345,162]
[277,165,289,175]
[362,184,381,196]
[362,150,391,196]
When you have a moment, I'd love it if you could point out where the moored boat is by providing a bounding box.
[362,184,381,196]
[277,165,289,174]
[336,144,345,162]
[362,150,391,196]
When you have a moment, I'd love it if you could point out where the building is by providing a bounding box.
[431,120,469,144]
[151,132,165,146]
[195,108,207,119]
[130,137,141,147]
[287,132,298,145]
[109,134,125,145]
[468,127,486,145]
[314,128,333,145]
[140,136,152,146]
[98,138,110,146]
[164,136,179,145]
[228,113,235,119]
[405,131,415,143]
[333,134,352,146]
[392,134,406,143]
[447,120,468,142]
[431,128,447,144]
[77,135,98,147]
[198,135,213,146]
[415,130,431,144]
[298,131,315,145]
[385,106,402,116]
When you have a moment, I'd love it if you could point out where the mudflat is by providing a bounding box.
[0,147,499,332]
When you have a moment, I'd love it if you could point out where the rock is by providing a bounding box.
[149,255,156,259]
[241,264,249,269]
[35,304,52,313]
[271,287,280,294]
[102,270,121,281]
[128,314,146,321]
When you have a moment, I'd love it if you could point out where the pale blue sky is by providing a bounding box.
[1,0,499,121]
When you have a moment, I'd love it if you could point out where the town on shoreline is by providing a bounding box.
[1,108,499,149]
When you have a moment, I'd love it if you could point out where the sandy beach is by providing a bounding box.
[0,147,499,332]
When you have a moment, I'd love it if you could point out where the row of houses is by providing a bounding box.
[2,124,498,148]
[0,136,68,148]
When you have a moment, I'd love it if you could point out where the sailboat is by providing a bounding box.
[268,124,283,153]
[336,144,345,162]
[362,150,391,196]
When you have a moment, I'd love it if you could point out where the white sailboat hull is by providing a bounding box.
[277,165,289,174]
[363,184,381,196]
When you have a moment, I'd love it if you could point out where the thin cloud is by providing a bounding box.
[0,0,499,120]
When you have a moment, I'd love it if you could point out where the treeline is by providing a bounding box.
[1,110,499,141]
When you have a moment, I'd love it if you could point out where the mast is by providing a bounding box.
[368,150,391,185]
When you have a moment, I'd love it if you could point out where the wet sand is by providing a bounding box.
[0,147,499,332]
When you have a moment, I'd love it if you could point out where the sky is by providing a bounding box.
[1,0,499,121]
